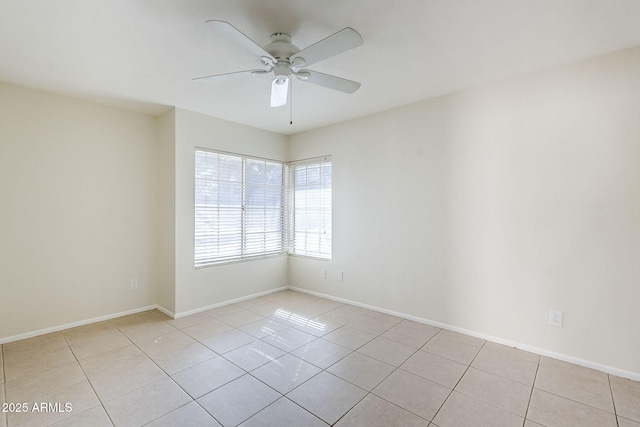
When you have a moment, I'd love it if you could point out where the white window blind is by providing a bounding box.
[290,157,332,259]
[195,149,284,266]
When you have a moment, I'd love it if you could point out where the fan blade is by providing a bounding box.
[298,70,361,93]
[207,20,275,62]
[291,27,363,67]
[193,69,268,82]
[270,78,289,107]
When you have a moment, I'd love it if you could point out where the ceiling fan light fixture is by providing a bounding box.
[275,76,288,85]
[273,62,290,83]
[270,77,289,107]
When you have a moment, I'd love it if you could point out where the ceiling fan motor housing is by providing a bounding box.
[265,33,301,83]
[265,33,300,60]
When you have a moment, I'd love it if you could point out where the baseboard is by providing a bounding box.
[287,286,640,382]
[173,286,289,318]
[154,304,176,319]
[0,287,289,344]
[0,305,158,345]
[3,285,638,382]
[0,287,288,345]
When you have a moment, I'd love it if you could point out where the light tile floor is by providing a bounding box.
[1,290,639,426]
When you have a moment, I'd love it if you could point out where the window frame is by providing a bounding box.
[194,148,286,268]
[287,156,333,260]
[194,149,332,268]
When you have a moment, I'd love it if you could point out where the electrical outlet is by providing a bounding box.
[320,268,327,279]
[337,271,344,281]
[549,310,562,327]
[130,278,139,290]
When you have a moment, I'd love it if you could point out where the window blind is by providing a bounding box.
[195,149,284,266]
[290,157,332,259]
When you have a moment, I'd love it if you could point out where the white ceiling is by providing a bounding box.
[2,0,640,135]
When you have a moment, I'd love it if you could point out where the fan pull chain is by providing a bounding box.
[289,78,293,125]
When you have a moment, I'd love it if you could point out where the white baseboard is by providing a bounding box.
[0,305,158,345]
[173,286,289,318]
[287,286,640,382]
[154,305,176,319]
[0,287,289,344]
[3,284,638,382]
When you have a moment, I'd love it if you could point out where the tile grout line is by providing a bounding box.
[2,338,89,427]
[359,327,441,424]
[227,299,336,423]
[234,352,328,426]
[369,318,456,422]
[125,319,224,427]
[521,355,541,426]
[137,307,338,426]
[428,338,489,425]
[61,314,191,426]
[607,374,620,427]
[446,346,550,423]
[6,330,117,426]
[233,308,422,425]
[326,329,408,426]
[66,320,131,427]
[526,364,621,420]
[246,321,362,426]
[329,320,443,425]
[124,313,232,426]
[276,397,329,427]
[114,314,221,427]
[187,307,329,426]
[155,346,227,427]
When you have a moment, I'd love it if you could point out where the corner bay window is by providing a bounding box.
[195,149,332,267]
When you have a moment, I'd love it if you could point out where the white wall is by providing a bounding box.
[172,108,289,314]
[157,109,176,313]
[0,87,289,337]
[0,82,159,339]
[0,86,290,337]
[288,46,640,377]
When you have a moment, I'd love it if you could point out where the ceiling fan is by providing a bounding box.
[194,20,363,107]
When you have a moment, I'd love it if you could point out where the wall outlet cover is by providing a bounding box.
[549,310,562,327]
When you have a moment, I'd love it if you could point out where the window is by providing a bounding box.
[195,150,331,267]
[195,149,284,266]
[289,157,332,259]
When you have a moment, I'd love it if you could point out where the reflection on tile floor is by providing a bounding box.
[1,290,639,426]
